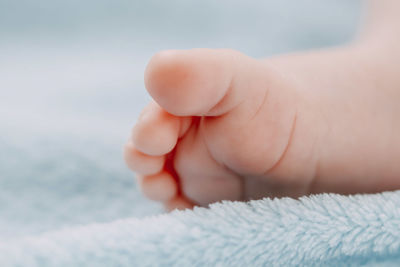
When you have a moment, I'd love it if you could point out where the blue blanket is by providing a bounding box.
[1,191,400,266]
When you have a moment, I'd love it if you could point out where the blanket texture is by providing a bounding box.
[1,191,400,266]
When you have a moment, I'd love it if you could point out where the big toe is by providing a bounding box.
[144,48,260,117]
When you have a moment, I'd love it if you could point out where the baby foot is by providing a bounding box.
[125,46,400,210]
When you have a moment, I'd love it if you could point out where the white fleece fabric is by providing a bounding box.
[1,191,400,266]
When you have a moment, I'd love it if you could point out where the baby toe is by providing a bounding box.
[164,196,194,212]
[132,101,181,156]
[124,142,165,175]
[138,171,178,202]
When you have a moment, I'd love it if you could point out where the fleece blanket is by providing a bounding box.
[2,192,400,266]
[2,1,385,266]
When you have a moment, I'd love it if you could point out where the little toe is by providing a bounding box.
[164,196,194,212]
[132,101,181,156]
[138,171,178,202]
[124,141,165,175]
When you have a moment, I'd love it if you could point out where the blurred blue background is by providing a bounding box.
[0,0,361,238]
